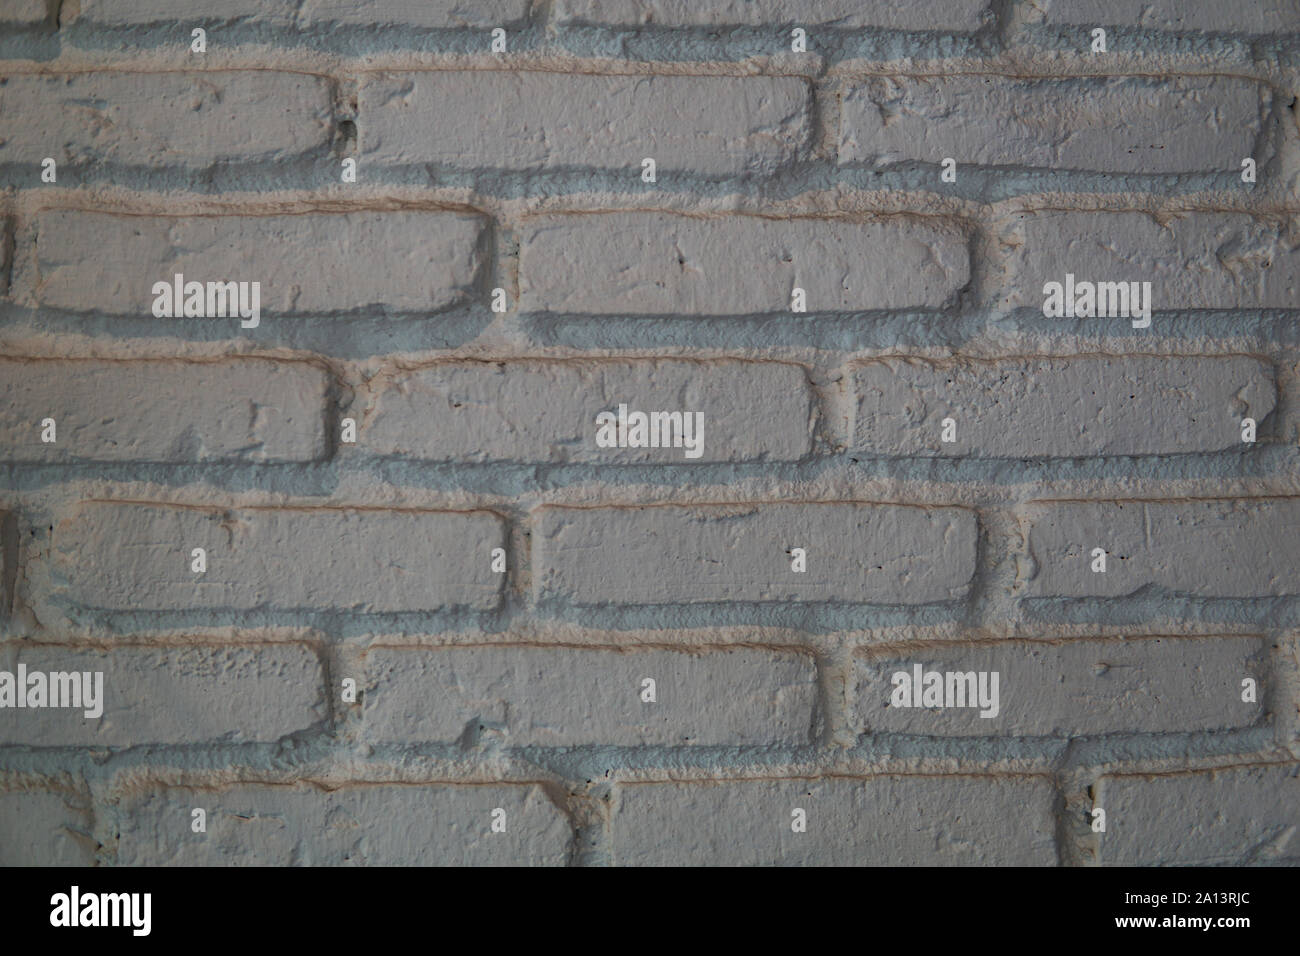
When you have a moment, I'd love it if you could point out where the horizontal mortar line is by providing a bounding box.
[1023,492,1300,505]
[10,191,1300,220]
[853,632,1271,658]
[1091,757,1300,780]
[0,637,328,651]
[72,497,506,516]
[0,61,1285,84]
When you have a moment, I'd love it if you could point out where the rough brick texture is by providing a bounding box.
[553,0,992,31]
[0,358,328,463]
[851,356,1275,458]
[839,76,1266,174]
[51,503,505,612]
[612,776,1057,865]
[0,73,334,170]
[534,503,977,606]
[0,643,325,747]
[355,360,813,463]
[115,783,572,865]
[518,213,970,315]
[362,645,819,746]
[856,636,1267,737]
[1,1,1298,869]
[0,790,93,866]
[34,210,484,316]
[361,73,811,176]
[1022,498,1300,599]
[1099,765,1300,865]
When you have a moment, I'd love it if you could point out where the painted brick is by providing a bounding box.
[0,73,333,169]
[362,645,819,746]
[34,210,484,316]
[999,212,1300,312]
[855,636,1267,737]
[613,775,1057,865]
[0,643,325,747]
[115,783,572,865]
[361,72,810,177]
[1022,498,1300,599]
[1032,0,1300,33]
[0,789,93,866]
[358,359,813,464]
[0,359,328,463]
[534,503,977,606]
[0,1,46,25]
[851,355,1275,458]
[840,76,1265,174]
[1099,764,1300,865]
[67,0,530,28]
[52,503,505,613]
[518,213,969,315]
[553,0,992,31]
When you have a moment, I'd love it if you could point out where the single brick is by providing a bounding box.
[67,0,530,28]
[855,636,1266,737]
[520,213,969,315]
[298,0,531,27]
[851,355,1275,458]
[999,212,1300,312]
[1032,0,1300,33]
[1022,498,1300,599]
[53,503,505,613]
[613,775,1056,865]
[0,1,46,24]
[115,783,571,865]
[1099,764,1300,865]
[0,73,333,169]
[359,360,812,464]
[0,358,328,463]
[363,645,819,746]
[0,790,93,866]
[0,643,325,747]
[535,503,976,606]
[553,0,991,31]
[361,72,809,177]
[840,75,1265,174]
[35,210,483,316]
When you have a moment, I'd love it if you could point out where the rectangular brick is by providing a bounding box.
[554,0,991,31]
[0,643,325,747]
[115,783,571,865]
[1000,212,1300,312]
[0,73,333,169]
[361,72,809,177]
[0,358,328,463]
[535,503,976,606]
[0,789,93,866]
[1100,764,1300,865]
[358,360,812,464]
[299,0,530,26]
[1032,0,1300,33]
[855,636,1266,737]
[35,210,484,317]
[0,1,46,25]
[69,0,530,28]
[840,76,1265,174]
[519,213,969,315]
[613,776,1056,865]
[363,645,819,746]
[1022,498,1300,599]
[852,355,1275,458]
[52,503,505,613]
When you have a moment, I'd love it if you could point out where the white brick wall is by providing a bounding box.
[1,0,1298,868]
